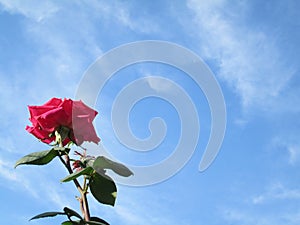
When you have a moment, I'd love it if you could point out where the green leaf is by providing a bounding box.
[62,220,82,225]
[30,211,65,220]
[61,220,84,225]
[61,221,75,225]
[92,156,133,177]
[15,149,58,168]
[61,167,94,182]
[89,173,117,206]
[63,207,83,220]
[88,217,110,225]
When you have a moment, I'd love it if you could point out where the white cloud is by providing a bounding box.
[222,208,259,224]
[252,182,300,204]
[187,0,295,110]
[115,7,158,34]
[287,145,300,165]
[222,207,300,225]
[271,136,300,166]
[0,0,59,22]
[0,1,107,108]
[0,153,77,210]
[221,182,300,225]
[234,118,248,127]
[0,158,18,182]
[115,205,145,225]
[0,1,161,105]
[70,0,159,34]
[0,157,38,198]
[88,186,184,225]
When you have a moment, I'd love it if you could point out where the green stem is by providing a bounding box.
[56,131,91,222]
[82,191,91,221]
[58,154,91,221]
[58,154,82,191]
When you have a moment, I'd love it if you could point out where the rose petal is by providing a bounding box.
[25,125,54,144]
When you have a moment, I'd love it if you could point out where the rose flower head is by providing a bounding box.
[26,98,100,146]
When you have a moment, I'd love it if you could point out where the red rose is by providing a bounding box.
[26,98,100,145]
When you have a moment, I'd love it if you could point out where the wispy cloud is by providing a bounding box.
[0,1,104,84]
[220,181,300,225]
[88,186,185,225]
[287,145,300,165]
[187,0,296,110]
[222,207,300,225]
[0,1,163,104]
[222,208,260,225]
[252,182,300,204]
[111,3,159,34]
[0,0,59,22]
[271,135,300,166]
[0,153,76,210]
[0,157,39,198]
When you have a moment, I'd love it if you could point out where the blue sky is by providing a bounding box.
[0,0,300,224]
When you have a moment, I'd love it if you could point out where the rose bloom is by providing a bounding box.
[26,98,100,146]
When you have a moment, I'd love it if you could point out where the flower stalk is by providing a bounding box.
[56,131,91,221]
